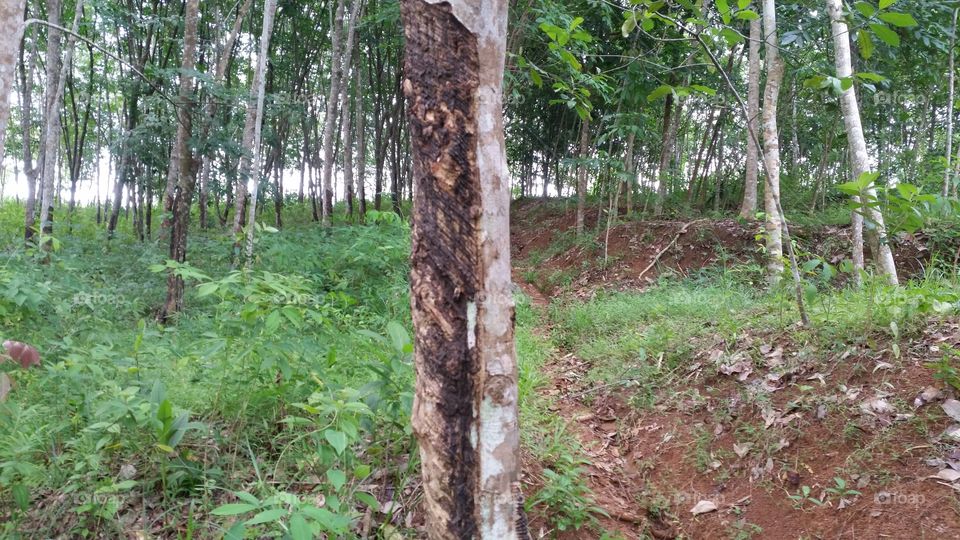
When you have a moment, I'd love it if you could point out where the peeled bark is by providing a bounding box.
[0,0,26,160]
[400,0,522,536]
[575,116,589,236]
[761,0,784,283]
[158,0,201,322]
[740,16,761,218]
[826,0,899,285]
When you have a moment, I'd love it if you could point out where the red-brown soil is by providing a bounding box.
[513,200,960,539]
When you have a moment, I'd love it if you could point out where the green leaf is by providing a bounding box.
[244,508,286,526]
[716,0,731,24]
[386,321,410,353]
[855,71,886,82]
[324,429,348,455]
[622,13,637,37]
[736,9,759,20]
[289,513,312,540]
[879,0,897,8]
[326,469,347,491]
[737,0,750,8]
[870,23,900,46]
[858,30,875,59]
[854,1,876,17]
[690,84,717,96]
[211,503,259,516]
[720,27,744,45]
[647,84,674,102]
[878,12,917,27]
[355,491,379,509]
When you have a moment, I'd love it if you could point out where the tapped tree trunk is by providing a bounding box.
[740,16,761,218]
[826,0,899,285]
[761,0,784,283]
[158,0,201,322]
[400,0,524,537]
[575,116,590,236]
[0,0,26,160]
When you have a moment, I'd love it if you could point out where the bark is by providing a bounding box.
[623,130,636,215]
[200,0,254,229]
[158,0,201,322]
[241,0,278,263]
[0,0,26,160]
[740,17,761,218]
[946,8,959,197]
[321,0,361,225]
[356,55,368,220]
[20,30,39,243]
[575,116,590,236]
[826,0,899,285]
[341,54,356,218]
[653,93,677,216]
[39,0,83,248]
[400,0,522,537]
[761,0,784,283]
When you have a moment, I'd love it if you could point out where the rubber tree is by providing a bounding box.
[38,0,84,249]
[0,0,26,160]
[158,0,201,321]
[761,0,784,282]
[826,0,899,285]
[575,115,589,235]
[739,16,761,219]
[399,0,523,536]
[242,0,279,263]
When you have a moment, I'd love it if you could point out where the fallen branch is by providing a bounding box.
[637,219,707,281]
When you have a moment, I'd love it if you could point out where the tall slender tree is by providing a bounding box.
[740,17,761,219]
[826,0,899,285]
[761,0,784,282]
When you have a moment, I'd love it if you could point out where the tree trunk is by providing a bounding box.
[826,0,899,285]
[946,8,958,197]
[761,0,784,283]
[321,0,361,225]
[0,0,26,160]
[158,0,201,322]
[623,130,635,215]
[356,55,368,220]
[341,55,356,218]
[653,93,677,216]
[200,0,253,230]
[740,17,762,218]
[400,0,523,536]
[20,28,39,243]
[575,116,590,236]
[241,0,278,263]
[39,0,84,249]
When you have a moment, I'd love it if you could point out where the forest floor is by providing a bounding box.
[511,199,960,539]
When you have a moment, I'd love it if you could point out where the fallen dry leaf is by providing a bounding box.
[690,500,718,515]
